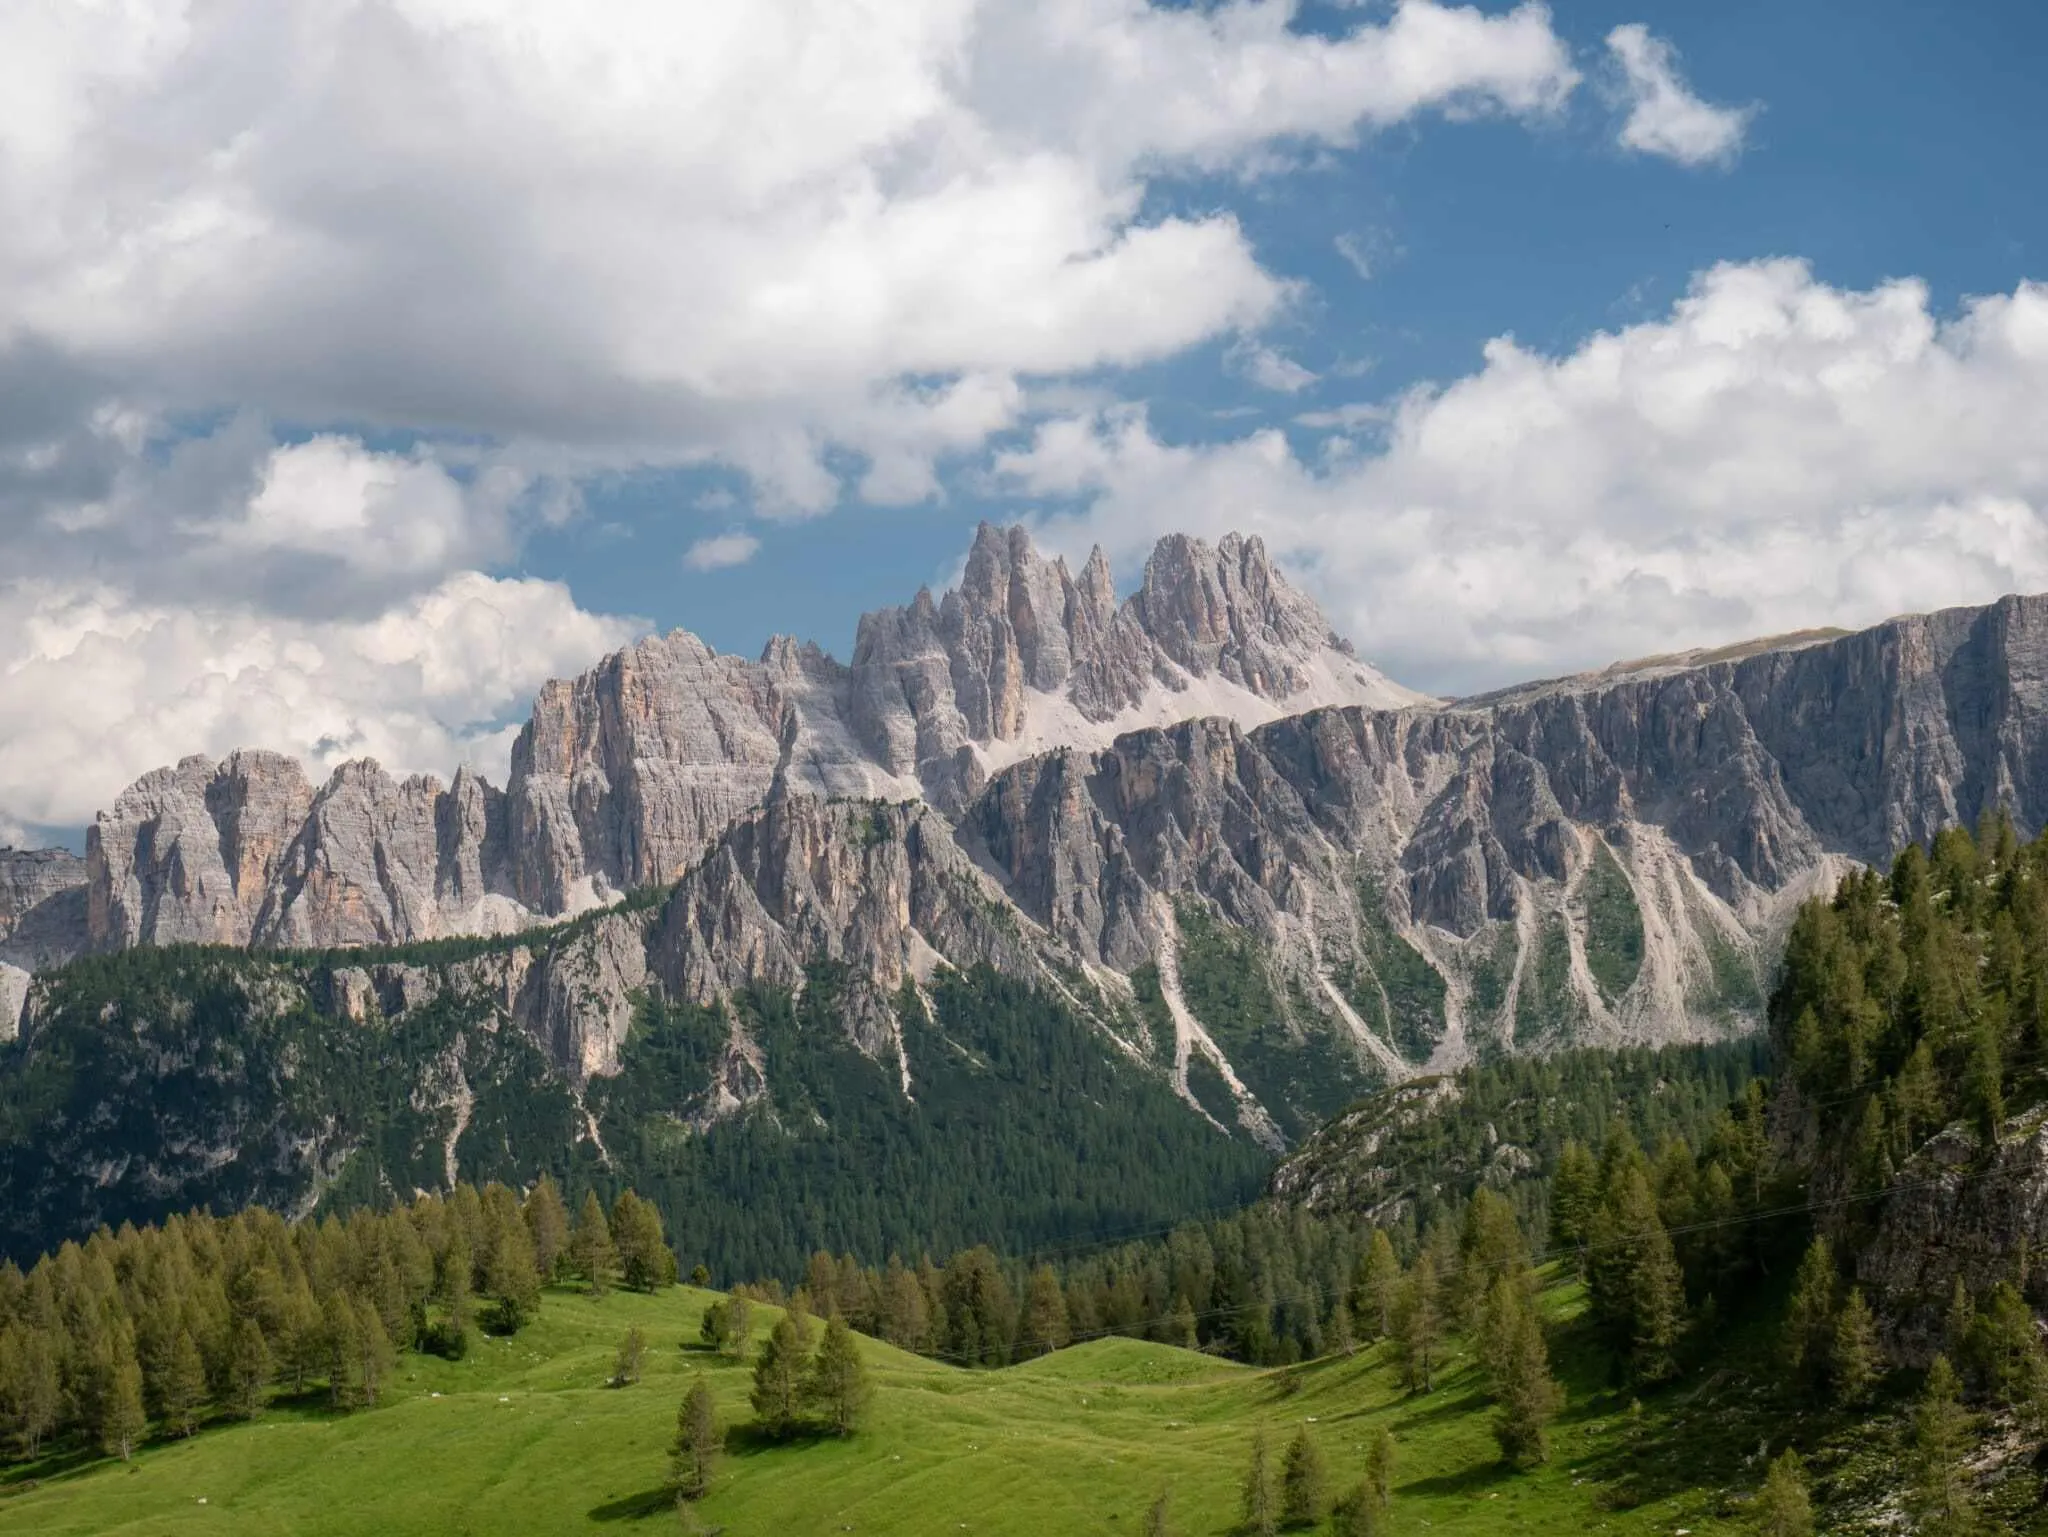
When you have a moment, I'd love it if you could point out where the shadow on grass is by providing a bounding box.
[1398,1459,1520,1499]
[589,1486,678,1521]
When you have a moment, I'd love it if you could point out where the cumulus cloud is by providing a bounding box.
[0,570,639,829]
[1231,341,1319,393]
[683,532,764,572]
[0,0,1588,508]
[1606,24,1755,166]
[1001,260,2048,693]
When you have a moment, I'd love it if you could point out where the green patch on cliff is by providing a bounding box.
[1172,901,1374,1139]
[1580,842,1646,1004]
[1514,911,1578,1047]
[1129,961,1178,1063]
[1462,923,1518,1028]
[1184,1049,1238,1126]
[1694,927,1764,1020]
[1335,876,1448,1064]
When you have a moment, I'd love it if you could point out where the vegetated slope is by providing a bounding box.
[0,941,1267,1272]
[1270,1039,1771,1236]
[0,1279,1766,1537]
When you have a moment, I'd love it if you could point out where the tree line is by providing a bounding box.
[0,1176,674,1466]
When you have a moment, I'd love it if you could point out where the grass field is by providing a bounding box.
[0,1280,1778,1537]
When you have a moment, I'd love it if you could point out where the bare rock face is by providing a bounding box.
[0,847,89,969]
[74,525,1407,959]
[1855,1111,2048,1362]
[0,962,30,1043]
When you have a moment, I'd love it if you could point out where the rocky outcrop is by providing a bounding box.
[0,962,30,1043]
[72,525,1410,957]
[1855,1110,2048,1362]
[0,847,88,969]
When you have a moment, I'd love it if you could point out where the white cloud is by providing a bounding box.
[1606,24,1755,167]
[0,571,639,829]
[1001,260,2048,693]
[0,0,1590,507]
[683,532,764,573]
[1232,341,1319,393]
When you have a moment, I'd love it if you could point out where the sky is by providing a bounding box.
[4,0,2048,845]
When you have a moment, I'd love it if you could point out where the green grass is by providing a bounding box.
[1,1281,1770,1537]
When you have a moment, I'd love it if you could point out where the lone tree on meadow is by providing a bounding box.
[1240,1428,1278,1537]
[672,1376,720,1500]
[571,1191,616,1296]
[1281,1424,1328,1526]
[1756,1449,1813,1537]
[611,1325,647,1387]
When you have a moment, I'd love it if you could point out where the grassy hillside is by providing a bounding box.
[4,1278,1802,1537]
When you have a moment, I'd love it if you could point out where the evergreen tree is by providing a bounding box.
[1355,1230,1400,1340]
[1240,1428,1278,1537]
[523,1174,571,1281]
[749,1316,807,1437]
[0,1324,61,1457]
[227,1316,271,1419]
[611,1325,647,1387]
[1332,1427,1395,1537]
[100,1339,147,1462]
[1487,1282,1563,1467]
[1389,1252,1442,1393]
[672,1375,719,1499]
[805,1313,872,1436]
[486,1215,542,1332]
[1456,1188,1529,1324]
[883,1263,929,1352]
[1280,1424,1328,1527]
[611,1191,672,1292]
[162,1328,207,1437]
[1784,1238,1838,1399]
[1550,1139,1601,1271]
[325,1293,366,1410]
[1019,1265,1070,1359]
[570,1191,616,1297]
[1167,1295,1199,1350]
[1756,1449,1813,1537]
[1588,1165,1685,1383]
[1364,1423,1396,1513]
[1973,1281,2044,1409]
[1830,1287,1881,1408]
[355,1297,396,1408]
[1908,1356,1978,1537]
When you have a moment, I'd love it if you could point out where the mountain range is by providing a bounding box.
[6,522,2048,1148]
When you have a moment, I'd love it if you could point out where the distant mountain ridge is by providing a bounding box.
[8,529,2048,1149]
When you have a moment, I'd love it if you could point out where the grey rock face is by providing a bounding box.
[0,847,89,969]
[75,525,1405,960]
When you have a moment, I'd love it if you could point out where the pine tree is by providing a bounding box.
[523,1174,571,1281]
[355,1298,396,1408]
[1756,1449,1813,1537]
[610,1191,672,1292]
[1550,1139,1601,1272]
[672,1375,719,1499]
[571,1191,616,1297]
[0,1324,62,1457]
[487,1214,542,1332]
[325,1293,366,1410]
[100,1340,147,1462]
[227,1316,272,1419]
[1488,1283,1563,1468]
[611,1324,647,1387]
[750,1316,807,1437]
[1830,1287,1881,1408]
[805,1314,872,1436]
[1168,1294,1199,1350]
[162,1329,207,1438]
[1019,1265,1070,1359]
[1390,1252,1442,1392]
[1356,1230,1400,1341]
[1240,1428,1278,1537]
[1909,1356,1978,1537]
[1280,1424,1328,1527]
[1784,1238,1838,1399]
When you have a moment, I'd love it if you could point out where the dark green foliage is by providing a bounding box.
[1280,1425,1327,1526]
[1240,1428,1277,1537]
[1337,877,1448,1063]
[804,1313,872,1435]
[1183,1050,1237,1126]
[672,1376,719,1499]
[1173,901,1375,1137]
[1757,1449,1814,1537]
[749,1317,807,1437]
[1518,912,1577,1045]
[1579,842,1646,1003]
[1129,963,1177,1064]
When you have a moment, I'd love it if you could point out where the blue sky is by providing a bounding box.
[529,0,2048,664]
[4,0,2048,837]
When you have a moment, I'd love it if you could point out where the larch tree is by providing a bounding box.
[750,1316,807,1437]
[1756,1449,1814,1537]
[571,1191,616,1297]
[1281,1424,1328,1527]
[1241,1428,1278,1537]
[672,1375,720,1499]
[806,1314,873,1436]
[522,1174,571,1281]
